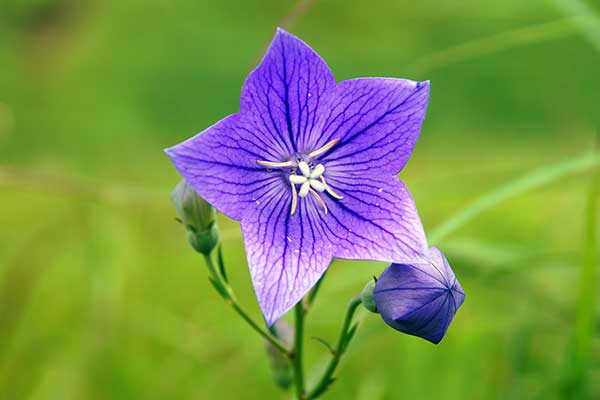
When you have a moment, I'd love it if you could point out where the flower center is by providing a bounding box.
[256,138,343,215]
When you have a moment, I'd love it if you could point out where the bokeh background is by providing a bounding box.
[1,0,599,399]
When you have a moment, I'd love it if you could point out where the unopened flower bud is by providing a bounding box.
[373,247,465,344]
[171,179,219,255]
[264,320,294,391]
[360,279,378,313]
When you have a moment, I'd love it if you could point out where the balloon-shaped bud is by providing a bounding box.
[171,179,219,255]
[373,247,465,344]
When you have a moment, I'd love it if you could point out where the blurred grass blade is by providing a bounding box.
[429,151,600,244]
[279,0,320,31]
[562,136,600,398]
[409,16,593,73]
[550,0,600,52]
[251,0,320,69]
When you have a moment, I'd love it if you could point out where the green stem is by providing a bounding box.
[306,296,362,400]
[202,253,220,281]
[293,301,306,399]
[202,253,291,357]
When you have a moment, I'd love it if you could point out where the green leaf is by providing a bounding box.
[311,336,336,355]
[217,245,228,283]
[208,276,229,300]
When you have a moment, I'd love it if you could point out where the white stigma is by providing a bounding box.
[288,161,331,215]
[294,162,325,198]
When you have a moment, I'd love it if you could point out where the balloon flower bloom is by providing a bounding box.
[166,28,431,324]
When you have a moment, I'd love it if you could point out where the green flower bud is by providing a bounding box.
[171,180,219,255]
[264,320,294,391]
[360,279,378,313]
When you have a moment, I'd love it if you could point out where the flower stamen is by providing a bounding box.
[320,176,343,199]
[290,176,298,215]
[257,160,294,168]
[309,188,328,214]
[308,138,339,158]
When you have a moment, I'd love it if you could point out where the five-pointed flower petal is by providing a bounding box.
[373,247,465,344]
[166,28,431,324]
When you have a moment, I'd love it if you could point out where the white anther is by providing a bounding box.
[309,189,328,214]
[308,138,339,158]
[298,161,311,177]
[321,176,343,200]
[290,179,298,215]
[257,160,294,168]
[290,175,307,184]
[310,164,325,179]
[309,179,325,192]
[298,181,311,197]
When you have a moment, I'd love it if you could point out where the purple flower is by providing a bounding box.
[166,28,430,324]
[373,247,465,344]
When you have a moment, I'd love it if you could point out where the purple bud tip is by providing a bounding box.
[373,247,465,344]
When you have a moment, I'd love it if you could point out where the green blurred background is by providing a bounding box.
[1,0,599,398]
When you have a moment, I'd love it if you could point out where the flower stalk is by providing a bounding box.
[293,301,306,399]
[201,253,291,357]
[306,295,362,399]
